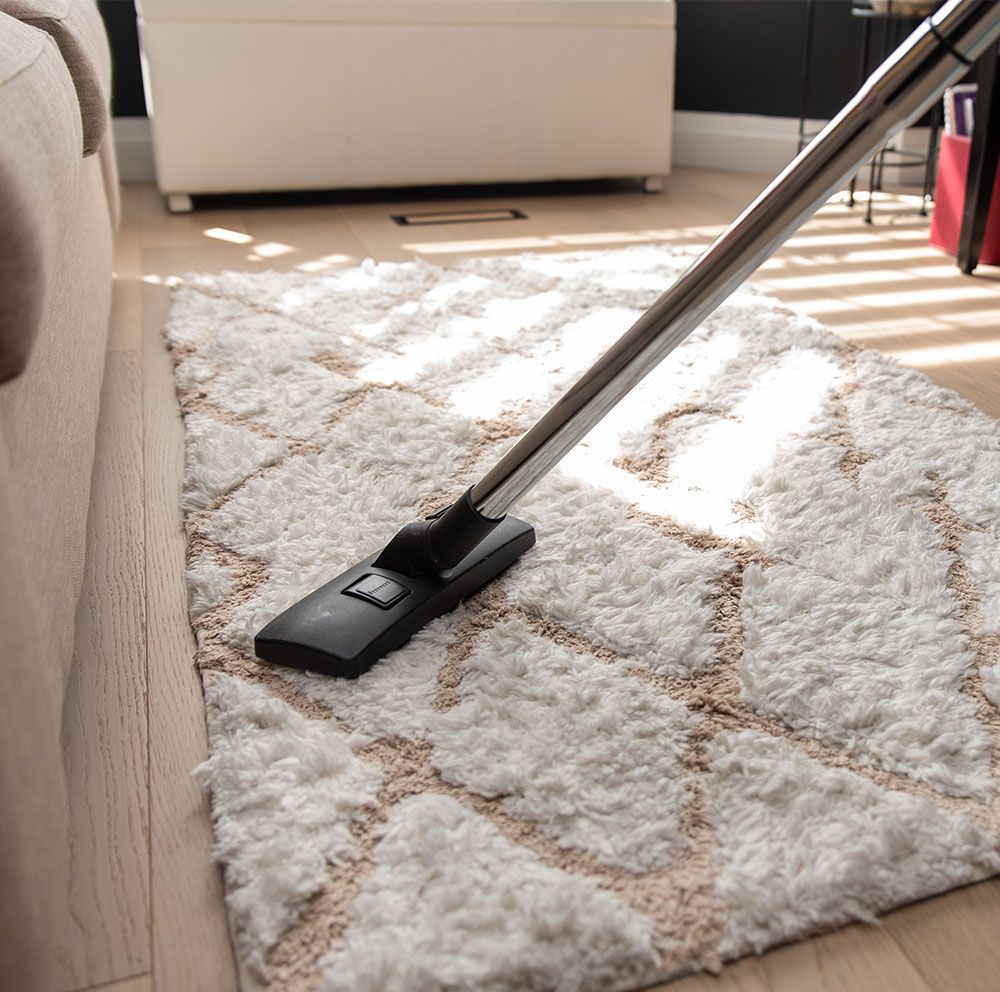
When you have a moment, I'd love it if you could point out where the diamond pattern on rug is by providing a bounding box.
[168,248,1000,992]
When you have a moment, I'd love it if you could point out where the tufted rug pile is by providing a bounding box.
[167,247,1000,992]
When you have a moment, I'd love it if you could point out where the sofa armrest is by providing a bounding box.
[0,0,111,155]
[0,12,84,382]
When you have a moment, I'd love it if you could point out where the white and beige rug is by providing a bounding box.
[167,247,1000,992]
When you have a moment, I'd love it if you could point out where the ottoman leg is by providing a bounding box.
[165,193,194,214]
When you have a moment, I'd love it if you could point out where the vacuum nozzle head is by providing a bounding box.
[254,507,534,678]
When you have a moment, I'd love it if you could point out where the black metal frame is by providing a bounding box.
[797,0,942,222]
[958,40,1000,272]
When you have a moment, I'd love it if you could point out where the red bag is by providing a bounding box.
[929,131,1000,267]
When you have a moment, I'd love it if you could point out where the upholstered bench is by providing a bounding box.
[136,0,676,210]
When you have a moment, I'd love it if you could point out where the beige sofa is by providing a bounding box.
[0,1,116,987]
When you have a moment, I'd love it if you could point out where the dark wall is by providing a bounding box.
[675,0,909,119]
[96,1,144,117]
[96,0,915,122]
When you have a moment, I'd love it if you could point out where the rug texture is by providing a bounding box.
[167,247,1000,992]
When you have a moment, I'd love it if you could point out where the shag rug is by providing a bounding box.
[167,247,1000,992]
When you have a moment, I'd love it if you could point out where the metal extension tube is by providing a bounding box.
[469,0,1000,520]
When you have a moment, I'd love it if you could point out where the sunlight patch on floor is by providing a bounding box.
[203,227,253,245]
[892,338,1000,366]
[784,231,883,249]
[831,314,948,338]
[400,222,731,258]
[248,241,294,260]
[402,236,555,254]
[852,285,999,308]
[948,308,1000,326]
[296,253,353,272]
[901,263,983,280]
[779,297,860,315]
[840,246,939,264]
[764,269,911,291]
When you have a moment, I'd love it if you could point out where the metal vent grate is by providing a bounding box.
[391,208,528,226]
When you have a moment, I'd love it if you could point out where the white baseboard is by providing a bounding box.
[113,116,155,183]
[672,111,823,175]
[672,110,930,188]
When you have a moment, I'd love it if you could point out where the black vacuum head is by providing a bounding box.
[254,513,535,678]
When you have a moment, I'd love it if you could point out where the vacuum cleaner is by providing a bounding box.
[256,0,1000,679]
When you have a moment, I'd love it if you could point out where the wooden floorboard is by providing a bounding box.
[119,174,1000,992]
[663,920,934,992]
[878,879,1000,992]
[238,201,368,269]
[108,208,143,352]
[83,972,153,992]
[140,199,239,992]
[61,352,149,990]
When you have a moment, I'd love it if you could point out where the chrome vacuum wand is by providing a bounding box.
[470,0,1000,519]
[256,0,1000,677]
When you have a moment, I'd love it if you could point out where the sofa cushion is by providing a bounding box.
[0,0,111,155]
[138,0,676,29]
[0,12,81,381]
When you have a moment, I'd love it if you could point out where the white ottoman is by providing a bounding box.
[137,0,676,210]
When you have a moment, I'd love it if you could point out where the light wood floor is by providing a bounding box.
[73,172,1000,992]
